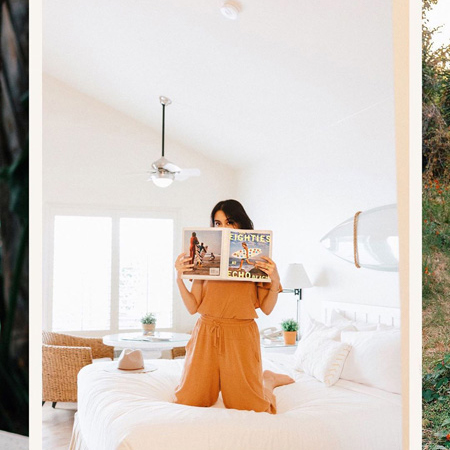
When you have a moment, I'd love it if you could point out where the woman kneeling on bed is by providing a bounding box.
[174,199,294,414]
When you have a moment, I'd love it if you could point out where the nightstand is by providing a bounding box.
[260,339,298,356]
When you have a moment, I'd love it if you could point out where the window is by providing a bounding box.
[52,216,112,331]
[48,210,174,333]
[119,218,173,329]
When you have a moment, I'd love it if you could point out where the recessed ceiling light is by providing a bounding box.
[220,1,240,20]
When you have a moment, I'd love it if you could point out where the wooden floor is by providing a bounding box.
[42,402,77,450]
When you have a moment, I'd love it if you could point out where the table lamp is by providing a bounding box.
[282,263,312,329]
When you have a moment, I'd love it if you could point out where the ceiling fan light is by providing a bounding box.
[151,172,174,188]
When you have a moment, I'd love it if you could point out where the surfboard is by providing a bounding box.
[320,204,398,271]
[231,247,262,259]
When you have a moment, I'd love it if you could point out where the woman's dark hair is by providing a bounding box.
[210,199,254,230]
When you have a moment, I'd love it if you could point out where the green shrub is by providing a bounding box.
[423,354,450,403]
[423,355,450,448]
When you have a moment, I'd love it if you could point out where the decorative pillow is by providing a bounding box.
[340,330,401,394]
[293,334,352,386]
[328,310,378,331]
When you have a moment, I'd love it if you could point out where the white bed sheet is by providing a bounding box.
[71,357,401,450]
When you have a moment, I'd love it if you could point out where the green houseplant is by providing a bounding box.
[140,313,157,334]
[281,319,298,345]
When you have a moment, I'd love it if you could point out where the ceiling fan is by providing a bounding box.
[148,96,201,188]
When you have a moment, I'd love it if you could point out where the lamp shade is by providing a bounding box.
[282,263,312,289]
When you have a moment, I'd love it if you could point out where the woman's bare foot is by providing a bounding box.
[263,370,295,391]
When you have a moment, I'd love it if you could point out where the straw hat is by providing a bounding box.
[105,348,157,373]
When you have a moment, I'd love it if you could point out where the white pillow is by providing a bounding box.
[302,316,341,340]
[377,323,397,331]
[294,334,352,386]
[302,314,356,340]
[340,330,401,394]
[329,310,378,331]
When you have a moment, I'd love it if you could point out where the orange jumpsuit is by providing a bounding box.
[174,280,281,414]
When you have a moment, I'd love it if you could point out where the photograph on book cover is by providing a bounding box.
[182,228,222,278]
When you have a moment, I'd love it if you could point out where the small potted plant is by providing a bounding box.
[281,319,298,345]
[141,313,156,335]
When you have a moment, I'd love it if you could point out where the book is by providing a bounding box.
[181,227,272,282]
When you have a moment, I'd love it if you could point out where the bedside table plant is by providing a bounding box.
[281,319,298,345]
[141,313,156,334]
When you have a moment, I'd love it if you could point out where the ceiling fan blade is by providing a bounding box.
[123,171,151,175]
[163,162,181,173]
[174,168,201,181]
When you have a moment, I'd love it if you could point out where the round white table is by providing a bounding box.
[103,331,191,359]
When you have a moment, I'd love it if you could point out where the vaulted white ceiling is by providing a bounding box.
[43,0,394,167]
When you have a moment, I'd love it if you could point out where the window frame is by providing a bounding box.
[43,204,180,337]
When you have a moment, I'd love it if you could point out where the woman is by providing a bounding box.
[174,199,294,414]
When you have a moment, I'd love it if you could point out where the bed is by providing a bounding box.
[69,302,402,450]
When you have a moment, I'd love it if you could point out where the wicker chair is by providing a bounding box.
[42,331,114,408]
[171,346,186,359]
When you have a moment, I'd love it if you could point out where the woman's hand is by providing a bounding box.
[255,256,281,288]
[174,253,194,280]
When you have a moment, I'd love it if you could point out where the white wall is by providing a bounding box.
[43,75,239,332]
[238,99,400,332]
[43,74,400,335]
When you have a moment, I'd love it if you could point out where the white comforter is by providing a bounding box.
[74,356,401,450]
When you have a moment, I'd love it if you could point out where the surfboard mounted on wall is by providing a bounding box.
[320,204,399,272]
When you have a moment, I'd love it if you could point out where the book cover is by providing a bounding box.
[227,230,272,281]
[181,228,272,282]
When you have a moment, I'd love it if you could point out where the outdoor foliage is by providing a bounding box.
[423,0,450,182]
[423,355,450,404]
[423,176,450,449]
[0,0,29,436]
[422,178,450,305]
[423,355,450,448]
[422,0,450,448]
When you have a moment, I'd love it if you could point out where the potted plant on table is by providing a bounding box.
[141,313,156,335]
[281,319,298,345]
